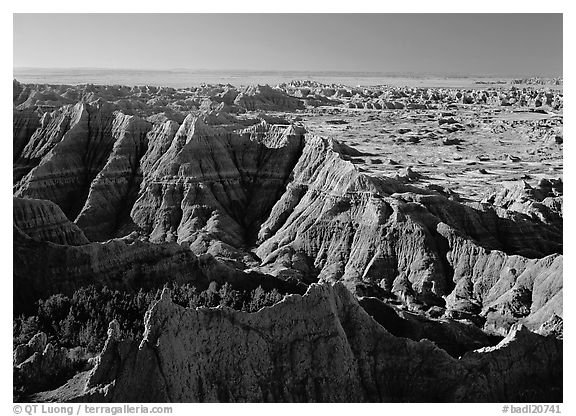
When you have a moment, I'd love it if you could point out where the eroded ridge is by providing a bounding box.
[35,283,561,403]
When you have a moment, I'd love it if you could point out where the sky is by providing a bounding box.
[13,14,563,76]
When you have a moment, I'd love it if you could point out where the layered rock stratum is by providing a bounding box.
[13,79,562,402]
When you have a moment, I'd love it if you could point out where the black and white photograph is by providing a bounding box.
[8,7,568,409]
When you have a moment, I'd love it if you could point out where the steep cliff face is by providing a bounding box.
[14,197,88,245]
[13,108,40,161]
[14,104,307,245]
[14,104,82,183]
[14,103,154,241]
[14,100,118,220]
[12,107,312,313]
[131,116,305,248]
[438,223,562,333]
[253,135,562,333]
[62,283,560,403]
[74,113,152,241]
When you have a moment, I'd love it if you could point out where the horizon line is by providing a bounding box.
[13,66,562,79]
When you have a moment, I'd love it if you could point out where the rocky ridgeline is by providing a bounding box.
[278,80,563,111]
[34,284,561,402]
[13,81,562,402]
[254,134,561,336]
[14,78,563,125]
[13,80,304,121]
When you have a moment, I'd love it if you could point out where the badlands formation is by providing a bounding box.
[13,78,563,402]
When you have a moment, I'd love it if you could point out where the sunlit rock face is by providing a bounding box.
[130,116,306,248]
[62,283,560,403]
